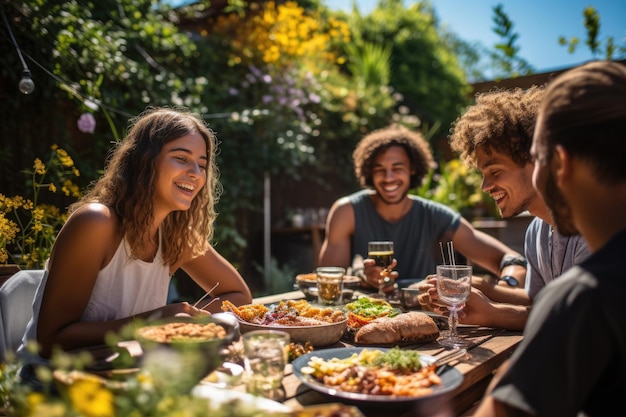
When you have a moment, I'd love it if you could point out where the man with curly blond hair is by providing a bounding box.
[318,124,526,293]
[429,86,590,330]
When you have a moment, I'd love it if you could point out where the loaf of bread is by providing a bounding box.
[354,311,439,345]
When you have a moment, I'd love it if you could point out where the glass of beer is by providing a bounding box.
[367,241,394,297]
[315,266,345,305]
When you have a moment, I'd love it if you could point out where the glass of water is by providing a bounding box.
[436,264,472,348]
[242,330,290,400]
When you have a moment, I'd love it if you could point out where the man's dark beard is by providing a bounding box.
[544,169,579,236]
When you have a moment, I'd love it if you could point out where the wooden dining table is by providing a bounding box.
[77,288,522,417]
[249,289,524,417]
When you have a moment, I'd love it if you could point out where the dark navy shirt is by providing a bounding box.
[349,189,461,279]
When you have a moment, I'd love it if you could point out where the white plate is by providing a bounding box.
[200,362,244,388]
[292,347,463,403]
[192,384,291,413]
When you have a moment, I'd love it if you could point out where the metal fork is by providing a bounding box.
[433,347,468,368]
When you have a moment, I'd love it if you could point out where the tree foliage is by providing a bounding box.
[1,0,472,284]
[15,0,609,284]
[344,0,471,139]
[558,6,626,60]
[489,4,533,79]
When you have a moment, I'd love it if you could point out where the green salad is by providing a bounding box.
[344,296,402,318]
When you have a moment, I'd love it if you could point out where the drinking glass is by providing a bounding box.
[436,264,472,348]
[315,266,345,305]
[242,330,290,400]
[367,241,394,298]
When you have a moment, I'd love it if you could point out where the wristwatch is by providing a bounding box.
[498,275,519,287]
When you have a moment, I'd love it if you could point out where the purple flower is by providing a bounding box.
[249,65,262,78]
[308,93,321,103]
[77,112,96,134]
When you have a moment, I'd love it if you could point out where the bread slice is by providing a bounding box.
[354,311,440,345]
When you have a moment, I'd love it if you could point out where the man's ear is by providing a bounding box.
[552,144,571,186]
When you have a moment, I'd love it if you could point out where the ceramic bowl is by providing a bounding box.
[237,318,348,347]
[399,280,433,311]
[400,287,425,310]
[135,313,240,391]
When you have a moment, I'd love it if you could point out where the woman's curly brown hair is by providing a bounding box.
[353,124,435,189]
[69,106,220,265]
[449,85,545,168]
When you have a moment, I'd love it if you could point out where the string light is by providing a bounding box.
[1,9,240,119]
[2,9,35,94]
[18,70,35,94]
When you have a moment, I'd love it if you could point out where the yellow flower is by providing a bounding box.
[32,208,44,221]
[33,158,46,175]
[26,391,45,406]
[68,379,115,417]
[22,199,33,211]
[55,147,75,168]
[0,146,82,268]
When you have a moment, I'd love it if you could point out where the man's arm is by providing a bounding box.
[424,279,531,330]
[452,217,527,288]
[472,274,532,305]
[318,197,354,268]
[473,361,535,417]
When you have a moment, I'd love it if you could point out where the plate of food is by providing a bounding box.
[342,297,440,346]
[292,347,463,403]
[221,299,347,347]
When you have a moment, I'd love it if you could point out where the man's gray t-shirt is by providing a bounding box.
[524,217,591,300]
[349,189,461,279]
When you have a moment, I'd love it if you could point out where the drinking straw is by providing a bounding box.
[447,241,456,266]
[439,242,446,265]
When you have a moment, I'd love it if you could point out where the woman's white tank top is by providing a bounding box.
[81,231,171,321]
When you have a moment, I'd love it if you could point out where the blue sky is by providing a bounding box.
[329,0,626,73]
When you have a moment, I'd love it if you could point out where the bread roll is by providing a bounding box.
[354,311,439,345]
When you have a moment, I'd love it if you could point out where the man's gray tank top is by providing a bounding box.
[349,189,461,279]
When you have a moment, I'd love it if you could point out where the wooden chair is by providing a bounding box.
[0,270,45,362]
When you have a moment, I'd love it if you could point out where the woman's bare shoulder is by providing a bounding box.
[51,203,121,268]
[66,203,117,225]
[59,203,120,242]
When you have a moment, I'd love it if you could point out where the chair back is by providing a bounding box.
[0,270,45,362]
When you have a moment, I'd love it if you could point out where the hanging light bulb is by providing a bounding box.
[3,10,35,95]
[18,69,35,94]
